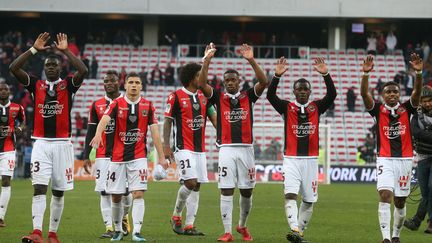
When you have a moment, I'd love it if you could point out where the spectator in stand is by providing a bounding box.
[424,54,432,85]
[405,69,415,96]
[346,86,357,112]
[254,140,261,160]
[164,63,175,86]
[422,41,430,62]
[210,75,223,93]
[75,112,84,137]
[165,33,178,61]
[68,37,80,57]
[367,33,377,55]
[150,64,162,86]
[265,34,277,58]
[138,66,148,92]
[242,79,251,91]
[385,31,397,55]
[119,66,127,90]
[91,56,98,79]
[415,43,423,58]
[376,32,386,55]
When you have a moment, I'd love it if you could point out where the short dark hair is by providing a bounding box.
[45,54,62,63]
[293,78,311,90]
[224,69,240,77]
[104,70,119,80]
[125,72,141,82]
[179,63,202,87]
[381,81,400,93]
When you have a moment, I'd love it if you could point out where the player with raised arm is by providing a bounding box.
[198,43,268,242]
[0,83,26,227]
[82,70,132,238]
[90,73,168,242]
[165,63,217,236]
[267,57,336,243]
[361,53,423,243]
[9,32,88,243]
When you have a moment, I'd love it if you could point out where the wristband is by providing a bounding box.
[415,70,422,75]
[321,72,329,77]
[29,47,38,55]
[363,72,370,77]
[273,75,281,79]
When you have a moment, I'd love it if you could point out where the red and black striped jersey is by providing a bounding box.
[368,100,415,158]
[164,88,212,152]
[88,95,118,158]
[208,87,259,146]
[25,77,80,140]
[0,101,25,153]
[267,75,337,157]
[105,96,158,162]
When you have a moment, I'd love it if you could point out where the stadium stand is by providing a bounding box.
[72,44,408,164]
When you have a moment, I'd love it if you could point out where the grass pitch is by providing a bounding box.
[0,180,429,243]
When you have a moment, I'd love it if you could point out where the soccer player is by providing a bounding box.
[164,63,217,236]
[360,53,423,243]
[90,73,168,241]
[408,86,432,233]
[83,70,132,238]
[9,32,88,243]
[198,43,268,242]
[0,83,26,227]
[267,57,336,243]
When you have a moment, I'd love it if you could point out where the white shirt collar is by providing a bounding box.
[384,102,400,115]
[45,78,62,91]
[294,100,310,114]
[0,100,10,115]
[225,91,241,99]
[0,100,11,108]
[182,87,198,96]
[124,95,141,105]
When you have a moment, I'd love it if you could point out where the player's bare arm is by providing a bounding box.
[314,57,337,103]
[197,43,216,97]
[409,53,424,107]
[241,44,267,96]
[163,117,175,163]
[208,113,217,129]
[54,33,88,86]
[360,55,374,110]
[90,115,111,149]
[9,32,51,85]
[151,125,169,170]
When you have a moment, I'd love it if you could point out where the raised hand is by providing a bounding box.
[275,57,288,76]
[240,44,254,60]
[362,55,374,73]
[54,33,69,51]
[33,32,51,51]
[409,53,423,72]
[313,57,328,75]
[203,42,216,60]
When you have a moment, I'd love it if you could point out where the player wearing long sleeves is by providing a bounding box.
[267,57,336,243]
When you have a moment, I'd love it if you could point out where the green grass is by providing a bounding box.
[0,180,429,243]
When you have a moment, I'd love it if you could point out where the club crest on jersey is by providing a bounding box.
[397,107,406,113]
[141,109,148,117]
[58,82,66,90]
[11,111,17,118]
[129,115,137,123]
[307,105,316,113]
[0,116,7,122]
